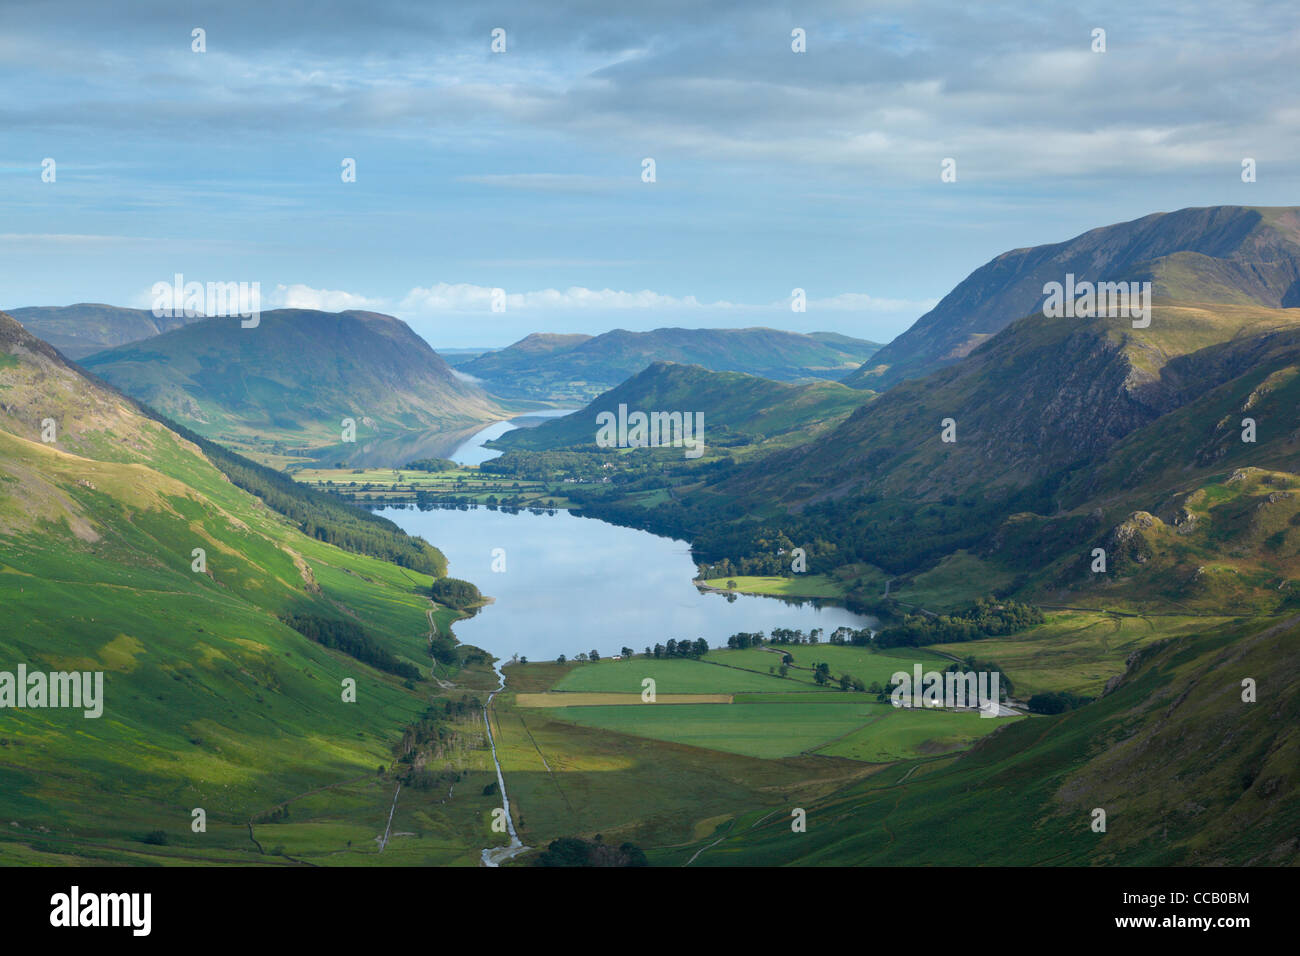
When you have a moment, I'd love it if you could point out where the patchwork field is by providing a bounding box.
[483,606,1279,863]
[294,465,573,509]
[519,647,1015,763]
[552,657,832,695]
[516,692,732,707]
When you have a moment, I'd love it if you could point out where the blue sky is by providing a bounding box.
[2,0,1296,347]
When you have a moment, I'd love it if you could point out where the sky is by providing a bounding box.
[1,0,1297,348]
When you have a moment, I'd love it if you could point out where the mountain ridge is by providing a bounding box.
[459,325,882,401]
[79,307,508,465]
[848,205,1300,388]
[4,302,210,359]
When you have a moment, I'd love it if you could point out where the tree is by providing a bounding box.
[556,654,567,664]
[589,649,601,662]
[621,647,634,659]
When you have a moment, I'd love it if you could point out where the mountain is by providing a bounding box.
[492,361,873,454]
[0,310,493,864]
[579,209,1300,618]
[5,302,208,359]
[79,308,508,465]
[697,300,1300,612]
[458,327,882,401]
[847,206,1300,388]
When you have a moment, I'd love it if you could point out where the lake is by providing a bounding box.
[376,419,875,663]
[446,407,573,466]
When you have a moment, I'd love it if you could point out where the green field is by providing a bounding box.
[699,574,848,599]
[553,657,830,695]
[294,465,573,509]
[533,647,1015,763]
[539,698,1010,761]
[543,701,857,759]
[813,706,1004,761]
[761,644,951,687]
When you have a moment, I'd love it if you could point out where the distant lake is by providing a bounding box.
[447,408,573,466]
[334,408,574,469]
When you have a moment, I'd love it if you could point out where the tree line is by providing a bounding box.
[430,577,482,611]
[874,599,1043,648]
[280,612,422,681]
[141,408,448,576]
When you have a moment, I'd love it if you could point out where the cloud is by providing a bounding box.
[265,284,385,311]
[124,282,384,313]
[4,0,1297,181]
[399,282,738,314]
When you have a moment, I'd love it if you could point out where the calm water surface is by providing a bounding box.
[378,416,875,662]
[379,509,874,663]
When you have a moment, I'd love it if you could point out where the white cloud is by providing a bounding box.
[399,282,739,314]
[265,283,384,312]
[124,282,384,313]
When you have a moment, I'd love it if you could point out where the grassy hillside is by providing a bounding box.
[80,308,508,466]
[0,311,502,865]
[642,300,1300,614]
[460,326,881,401]
[493,361,873,454]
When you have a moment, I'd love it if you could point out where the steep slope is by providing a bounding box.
[79,308,508,464]
[740,303,1300,506]
[662,614,1300,865]
[848,206,1300,388]
[0,311,490,864]
[460,326,882,401]
[676,297,1300,611]
[5,302,207,359]
[492,361,873,454]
